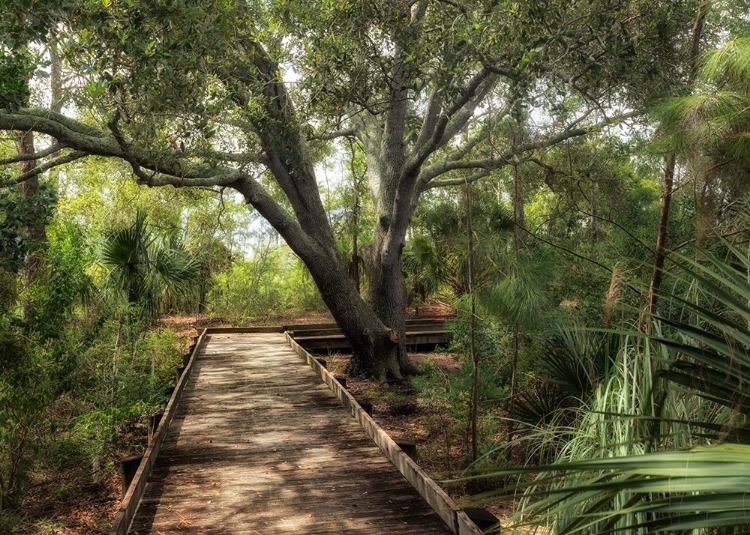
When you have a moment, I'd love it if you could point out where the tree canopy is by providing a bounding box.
[0,0,713,378]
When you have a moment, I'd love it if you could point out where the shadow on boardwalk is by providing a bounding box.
[128,333,452,534]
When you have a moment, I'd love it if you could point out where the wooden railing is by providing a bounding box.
[285,332,482,535]
[110,328,208,535]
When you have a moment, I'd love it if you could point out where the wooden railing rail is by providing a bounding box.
[285,332,483,535]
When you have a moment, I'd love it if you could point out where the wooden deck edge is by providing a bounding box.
[204,326,284,334]
[110,329,209,535]
[284,333,483,535]
[282,318,449,332]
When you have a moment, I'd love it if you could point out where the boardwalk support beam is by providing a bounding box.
[118,456,143,498]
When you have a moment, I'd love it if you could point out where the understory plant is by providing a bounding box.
[475,245,750,534]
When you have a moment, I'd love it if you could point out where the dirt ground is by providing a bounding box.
[19,303,508,533]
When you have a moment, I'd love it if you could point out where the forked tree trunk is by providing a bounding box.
[274,225,400,380]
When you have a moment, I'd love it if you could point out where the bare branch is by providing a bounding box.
[307,128,358,141]
[0,142,68,165]
[1,150,89,187]
[421,110,642,190]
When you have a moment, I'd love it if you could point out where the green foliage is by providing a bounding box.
[412,304,510,468]
[0,48,31,110]
[0,319,52,509]
[413,355,507,469]
[98,210,199,318]
[26,222,93,338]
[207,246,322,321]
[656,37,750,159]
[0,179,56,273]
[482,248,750,534]
[48,323,183,479]
[408,192,514,299]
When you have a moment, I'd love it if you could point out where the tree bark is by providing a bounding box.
[647,153,676,315]
[15,130,43,321]
[646,0,707,317]
[308,244,398,380]
[363,213,421,380]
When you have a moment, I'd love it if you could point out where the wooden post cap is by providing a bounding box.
[148,413,163,445]
[394,437,418,460]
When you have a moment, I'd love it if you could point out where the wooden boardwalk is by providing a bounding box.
[128,333,454,534]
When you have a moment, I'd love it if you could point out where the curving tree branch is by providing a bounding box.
[0,141,68,165]
[420,110,642,190]
[1,150,89,187]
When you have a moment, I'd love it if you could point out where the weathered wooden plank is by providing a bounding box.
[124,333,454,534]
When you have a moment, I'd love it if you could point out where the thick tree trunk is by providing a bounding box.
[363,223,421,380]
[303,243,399,380]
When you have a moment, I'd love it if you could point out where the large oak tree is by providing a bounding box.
[0,0,695,379]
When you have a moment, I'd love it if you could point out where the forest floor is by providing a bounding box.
[19,302,508,533]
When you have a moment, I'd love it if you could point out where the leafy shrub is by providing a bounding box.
[0,320,51,509]
[207,248,323,321]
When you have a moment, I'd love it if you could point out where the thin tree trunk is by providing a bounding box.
[351,226,360,293]
[15,130,43,321]
[646,0,708,317]
[647,153,676,315]
[590,172,599,244]
[508,322,520,425]
[513,163,526,250]
[509,163,523,434]
[348,140,361,293]
[49,39,63,115]
[350,192,360,294]
[466,179,479,463]
[645,0,709,453]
